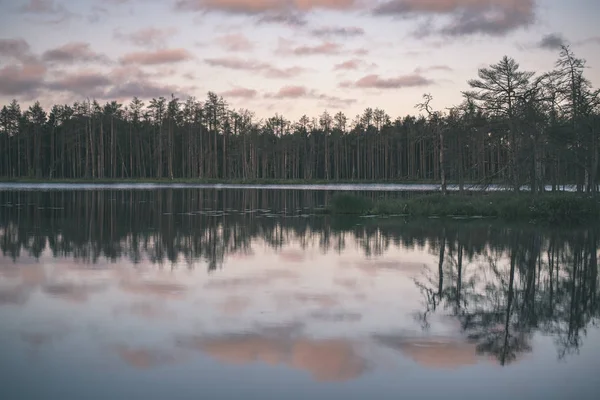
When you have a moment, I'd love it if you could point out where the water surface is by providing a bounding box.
[0,189,598,399]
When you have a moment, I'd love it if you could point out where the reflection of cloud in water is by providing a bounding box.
[19,321,70,354]
[204,269,298,290]
[119,280,187,299]
[309,310,362,322]
[374,335,481,369]
[294,293,338,308]
[219,296,251,315]
[116,346,181,369]
[351,260,426,276]
[275,292,339,310]
[178,331,368,382]
[114,301,174,320]
[43,282,107,303]
[278,249,305,263]
[333,278,359,290]
[0,285,30,305]
[0,263,47,285]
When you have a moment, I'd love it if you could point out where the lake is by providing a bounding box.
[0,187,598,400]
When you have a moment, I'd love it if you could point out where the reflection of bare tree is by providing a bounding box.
[415,226,599,365]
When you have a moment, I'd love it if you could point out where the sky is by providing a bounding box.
[0,0,599,120]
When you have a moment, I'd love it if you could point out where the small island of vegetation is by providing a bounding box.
[327,192,600,224]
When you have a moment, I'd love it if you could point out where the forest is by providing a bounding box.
[1,46,599,193]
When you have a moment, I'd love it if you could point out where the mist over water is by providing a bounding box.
[0,188,598,400]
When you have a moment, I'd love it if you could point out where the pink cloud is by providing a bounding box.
[414,65,453,73]
[205,57,306,78]
[0,38,31,60]
[114,27,178,48]
[333,59,361,70]
[220,87,258,98]
[268,85,308,98]
[175,0,359,14]
[46,70,112,95]
[264,85,357,108]
[342,73,434,89]
[311,26,365,38]
[216,33,254,52]
[42,42,111,64]
[276,39,342,56]
[120,48,192,65]
[264,66,306,78]
[0,63,46,97]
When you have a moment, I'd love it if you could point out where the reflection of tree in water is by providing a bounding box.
[415,225,599,365]
[1,189,509,270]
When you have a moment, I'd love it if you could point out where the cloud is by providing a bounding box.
[279,41,342,56]
[216,33,254,52]
[120,48,192,65]
[114,27,178,48]
[264,66,305,78]
[42,42,111,64]
[537,33,566,50]
[268,85,308,98]
[341,73,433,89]
[46,71,113,97]
[0,38,31,60]
[19,0,59,13]
[19,0,76,24]
[333,59,365,70]
[205,57,266,71]
[265,85,357,108]
[88,5,109,23]
[414,65,453,73]
[575,36,600,46]
[0,63,46,97]
[316,93,357,108]
[311,26,365,38]
[175,0,359,14]
[256,12,307,26]
[205,57,306,78]
[105,81,188,100]
[220,87,258,98]
[373,0,536,36]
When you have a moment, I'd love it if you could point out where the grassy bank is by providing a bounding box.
[328,193,600,224]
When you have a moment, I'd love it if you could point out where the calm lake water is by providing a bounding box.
[0,188,598,400]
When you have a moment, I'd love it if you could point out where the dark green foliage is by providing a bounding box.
[329,193,374,215]
[330,193,600,224]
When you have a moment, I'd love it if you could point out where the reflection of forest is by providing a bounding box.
[415,226,599,366]
[1,189,598,368]
[1,188,433,267]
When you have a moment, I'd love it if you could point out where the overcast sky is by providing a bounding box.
[1,0,599,120]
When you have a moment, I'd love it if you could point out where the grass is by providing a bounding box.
[327,192,600,224]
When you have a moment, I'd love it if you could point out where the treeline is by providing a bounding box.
[1,46,598,192]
